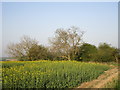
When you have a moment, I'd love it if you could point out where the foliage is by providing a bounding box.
[7,35,38,60]
[6,36,54,61]
[6,27,119,62]
[74,43,97,61]
[28,45,49,60]
[2,61,110,88]
[73,43,119,62]
[95,43,118,62]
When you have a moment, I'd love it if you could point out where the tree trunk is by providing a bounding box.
[68,54,71,61]
[115,55,118,63]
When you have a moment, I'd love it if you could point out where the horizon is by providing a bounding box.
[2,2,118,57]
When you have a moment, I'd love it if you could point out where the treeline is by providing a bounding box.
[7,26,120,62]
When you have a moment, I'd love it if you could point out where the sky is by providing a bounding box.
[2,2,118,57]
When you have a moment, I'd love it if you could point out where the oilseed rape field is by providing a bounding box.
[1,60,111,88]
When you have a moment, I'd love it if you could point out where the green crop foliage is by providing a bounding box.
[1,61,111,88]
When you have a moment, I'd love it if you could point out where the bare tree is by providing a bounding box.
[7,35,38,60]
[49,26,84,60]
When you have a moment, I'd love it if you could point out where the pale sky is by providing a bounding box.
[2,2,118,57]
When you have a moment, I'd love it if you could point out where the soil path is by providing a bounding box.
[75,66,118,88]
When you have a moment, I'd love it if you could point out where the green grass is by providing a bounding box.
[104,78,120,89]
[2,60,111,88]
[106,62,120,66]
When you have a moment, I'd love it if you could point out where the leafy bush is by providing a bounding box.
[28,45,49,60]
[95,43,117,62]
[74,43,119,62]
[74,43,97,61]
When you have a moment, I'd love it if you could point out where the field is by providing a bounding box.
[1,60,112,88]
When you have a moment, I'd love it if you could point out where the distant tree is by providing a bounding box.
[48,47,62,60]
[96,43,118,62]
[112,48,120,62]
[75,43,97,61]
[49,26,84,60]
[28,44,50,60]
[7,35,38,60]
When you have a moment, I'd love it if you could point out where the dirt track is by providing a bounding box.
[76,67,118,88]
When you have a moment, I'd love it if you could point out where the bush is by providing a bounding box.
[74,43,97,61]
[73,43,119,62]
[95,43,117,62]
